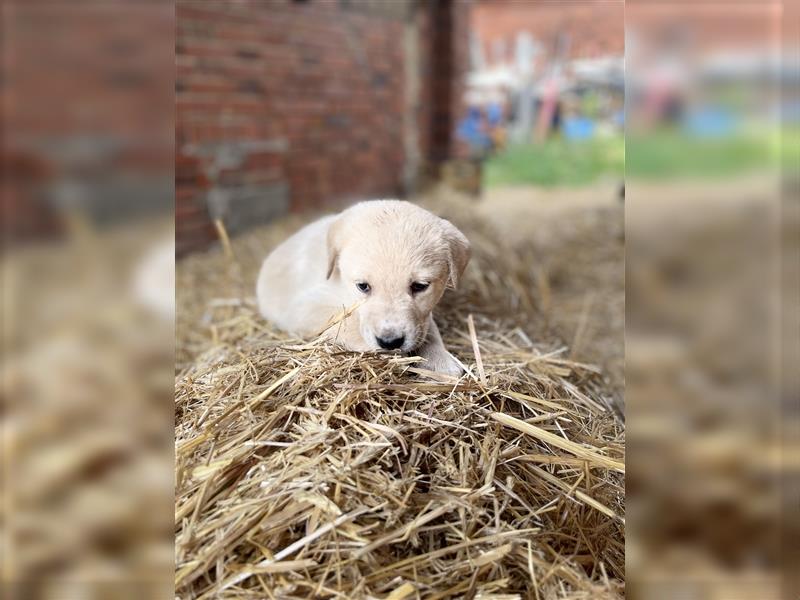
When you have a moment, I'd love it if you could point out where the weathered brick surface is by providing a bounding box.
[472,0,625,65]
[176,0,471,255]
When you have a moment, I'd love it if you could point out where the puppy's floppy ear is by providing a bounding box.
[326,217,342,280]
[440,218,471,289]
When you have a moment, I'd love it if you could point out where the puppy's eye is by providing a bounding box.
[356,282,371,293]
[410,282,429,294]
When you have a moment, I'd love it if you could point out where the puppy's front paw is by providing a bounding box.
[425,351,465,377]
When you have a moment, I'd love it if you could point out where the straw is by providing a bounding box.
[175,196,625,598]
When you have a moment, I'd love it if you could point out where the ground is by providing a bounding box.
[473,182,625,411]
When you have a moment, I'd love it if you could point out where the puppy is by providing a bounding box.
[256,200,470,375]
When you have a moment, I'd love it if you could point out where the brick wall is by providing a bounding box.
[472,0,776,71]
[626,2,780,54]
[2,2,174,246]
[472,0,624,67]
[176,0,471,256]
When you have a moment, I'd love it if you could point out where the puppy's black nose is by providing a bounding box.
[376,335,404,350]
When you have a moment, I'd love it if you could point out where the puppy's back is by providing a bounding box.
[256,215,336,334]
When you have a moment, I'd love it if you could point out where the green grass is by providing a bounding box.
[782,128,800,174]
[625,129,777,179]
[484,128,787,188]
[484,136,624,188]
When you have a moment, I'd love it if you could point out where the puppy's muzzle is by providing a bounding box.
[376,335,404,350]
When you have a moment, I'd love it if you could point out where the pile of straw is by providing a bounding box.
[3,221,174,591]
[175,198,625,598]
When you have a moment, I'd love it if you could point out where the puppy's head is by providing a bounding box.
[326,200,470,353]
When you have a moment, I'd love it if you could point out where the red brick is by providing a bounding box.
[176,0,471,253]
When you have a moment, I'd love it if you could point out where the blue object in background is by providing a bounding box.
[562,116,595,140]
[683,107,736,138]
[457,107,492,151]
[486,102,503,127]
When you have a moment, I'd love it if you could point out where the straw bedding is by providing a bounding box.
[175,197,625,599]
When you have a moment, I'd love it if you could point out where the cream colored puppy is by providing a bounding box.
[256,200,470,375]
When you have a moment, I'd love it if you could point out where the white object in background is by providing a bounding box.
[133,237,175,321]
